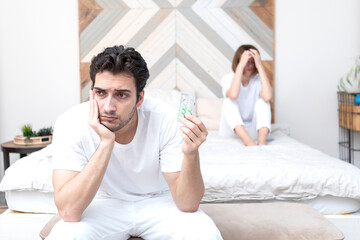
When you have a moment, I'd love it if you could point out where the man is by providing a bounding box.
[47,45,222,239]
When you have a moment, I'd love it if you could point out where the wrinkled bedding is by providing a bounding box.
[2,126,360,210]
[200,128,360,202]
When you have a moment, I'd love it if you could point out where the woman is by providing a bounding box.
[219,44,272,146]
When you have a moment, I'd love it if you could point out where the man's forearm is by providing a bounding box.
[54,141,114,222]
[174,151,204,212]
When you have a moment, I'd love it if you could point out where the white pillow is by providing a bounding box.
[196,98,223,130]
[144,88,182,110]
[144,88,197,118]
[0,145,53,192]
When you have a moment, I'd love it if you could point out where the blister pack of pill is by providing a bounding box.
[178,93,196,121]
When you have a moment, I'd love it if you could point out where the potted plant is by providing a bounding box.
[22,124,34,139]
[338,57,360,131]
[337,57,360,93]
[13,125,53,145]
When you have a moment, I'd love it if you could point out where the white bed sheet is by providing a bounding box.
[200,129,360,209]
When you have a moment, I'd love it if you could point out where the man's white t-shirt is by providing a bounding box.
[52,98,183,201]
[221,72,262,123]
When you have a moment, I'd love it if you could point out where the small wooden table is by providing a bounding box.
[1,141,51,172]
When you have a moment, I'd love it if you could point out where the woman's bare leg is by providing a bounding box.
[234,125,256,146]
[257,127,269,145]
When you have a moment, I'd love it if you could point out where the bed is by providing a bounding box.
[1,89,360,239]
[200,129,360,212]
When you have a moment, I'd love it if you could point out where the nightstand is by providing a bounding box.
[1,141,51,172]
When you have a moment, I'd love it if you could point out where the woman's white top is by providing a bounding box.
[221,73,261,123]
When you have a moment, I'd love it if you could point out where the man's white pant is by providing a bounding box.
[47,194,222,240]
[219,98,271,140]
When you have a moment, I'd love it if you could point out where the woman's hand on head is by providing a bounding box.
[236,50,254,74]
[249,49,262,68]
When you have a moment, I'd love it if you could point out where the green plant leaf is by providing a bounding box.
[22,124,34,138]
[355,64,360,79]
[37,126,53,136]
[345,75,353,86]
[21,124,53,138]
[340,78,346,91]
[347,67,354,80]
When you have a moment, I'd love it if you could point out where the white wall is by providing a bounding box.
[0,0,80,178]
[275,0,360,162]
[1,0,360,179]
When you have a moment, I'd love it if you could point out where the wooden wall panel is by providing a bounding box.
[78,0,275,120]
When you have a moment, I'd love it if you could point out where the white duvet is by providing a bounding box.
[2,126,360,206]
[200,128,360,202]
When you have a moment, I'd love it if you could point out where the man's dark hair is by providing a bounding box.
[90,45,149,99]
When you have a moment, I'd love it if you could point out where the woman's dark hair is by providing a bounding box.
[89,45,150,99]
[232,44,260,74]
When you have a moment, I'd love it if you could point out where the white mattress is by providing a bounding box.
[203,195,360,215]
[199,128,360,213]
[6,190,57,214]
[5,188,360,216]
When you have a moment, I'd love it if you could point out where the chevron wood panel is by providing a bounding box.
[78,0,275,121]
[250,0,274,30]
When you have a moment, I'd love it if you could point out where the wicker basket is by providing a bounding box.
[338,92,360,131]
[338,105,360,131]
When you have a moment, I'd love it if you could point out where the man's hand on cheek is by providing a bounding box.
[88,90,115,143]
[180,114,208,155]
